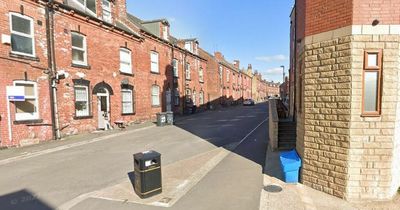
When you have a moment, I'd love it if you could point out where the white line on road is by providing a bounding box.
[235,117,269,149]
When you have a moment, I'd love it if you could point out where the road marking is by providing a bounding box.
[0,125,155,166]
[235,117,269,149]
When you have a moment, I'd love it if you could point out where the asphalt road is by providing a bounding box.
[0,102,269,210]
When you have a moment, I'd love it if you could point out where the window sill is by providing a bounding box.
[199,81,204,84]
[150,71,160,75]
[152,105,161,108]
[72,63,91,69]
[73,115,93,120]
[10,53,40,61]
[186,79,191,81]
[120,71,134,77]
[14,119,43,125]
[122,112,136,116]
[361,114,381,117]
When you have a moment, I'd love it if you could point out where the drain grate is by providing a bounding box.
[263,185,283,193]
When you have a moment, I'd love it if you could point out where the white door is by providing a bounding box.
[166,90,172,111]
[97,89,110,130]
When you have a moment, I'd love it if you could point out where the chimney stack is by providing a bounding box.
[233,60,240,69]
[214,51,223,60]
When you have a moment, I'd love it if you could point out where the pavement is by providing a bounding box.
[259,142,400,210]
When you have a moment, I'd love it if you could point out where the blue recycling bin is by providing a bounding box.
[280,149,302,183]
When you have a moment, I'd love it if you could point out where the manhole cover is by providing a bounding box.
[263,185,283,193]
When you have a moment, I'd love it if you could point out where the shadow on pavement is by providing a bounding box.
[0,189,54,210]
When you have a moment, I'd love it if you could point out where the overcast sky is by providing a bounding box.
[128,0,294,83]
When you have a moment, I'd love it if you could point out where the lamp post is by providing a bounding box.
[280,65,285,83]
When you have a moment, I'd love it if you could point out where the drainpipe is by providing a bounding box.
[45,0,61,139]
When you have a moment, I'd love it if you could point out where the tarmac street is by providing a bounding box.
[0,103,269,210]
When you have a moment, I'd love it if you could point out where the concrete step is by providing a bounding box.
[278,145,296,151]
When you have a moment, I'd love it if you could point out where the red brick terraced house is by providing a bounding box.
[0,0,209,147]
[266,81,280,98]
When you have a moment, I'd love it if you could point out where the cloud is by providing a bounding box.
[255,54,287,62]
[264,67,284,75]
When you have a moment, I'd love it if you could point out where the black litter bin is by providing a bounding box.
[133,151,162,198]
[165,111,174,125]
[156,112,166,127]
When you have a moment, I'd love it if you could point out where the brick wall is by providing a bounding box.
[353,0,400,25]
[0,0,53,146]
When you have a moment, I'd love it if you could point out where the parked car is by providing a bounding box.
[243,99,255,106]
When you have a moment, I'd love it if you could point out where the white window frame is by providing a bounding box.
[185,63,191,80]
[74,85,90,117]
[13,81,39,121]
[120,48,132,74]
[174,88,180,106]
[75,0,97,16]
[199,67,204,82]
[199,91,204,105]
[121,88,134,114]
[219,66,223,82]
[185,41,193,53]
[9,12,35,57]
[150,51,159,73]
[163,25,168,40]
[173,59,178,77]
[151,85,160,106]
[71,32,88,65]
[193,91,197,105]
[102,0,112,23]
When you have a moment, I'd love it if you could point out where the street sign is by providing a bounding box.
[6,86,25,101]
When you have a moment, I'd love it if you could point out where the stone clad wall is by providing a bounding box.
[300,36,353,198]
[348,35,400,200]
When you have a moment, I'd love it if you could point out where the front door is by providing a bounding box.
[97,90,110,130]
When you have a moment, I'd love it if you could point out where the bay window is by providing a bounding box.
[102,0,112,23]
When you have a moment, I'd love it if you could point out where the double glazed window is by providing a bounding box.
[199,68,204,82]
[199,91,204,105]
[150,51,159,73]
[185,63,191,80]
[14,81,39,121]
[362,50,382,116]
[151,85,160,106]
[71,32,87,65]
[10,13,35,57]
[226,70,230,82]
[122,89,134,114]
[102,0,112,23]
[174,88,180,106]
[74,86,90,117]
[173,59,178,77]
[76,0,97,14]
[120,48,132,74]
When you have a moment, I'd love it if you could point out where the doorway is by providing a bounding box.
[97,89,110,130]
